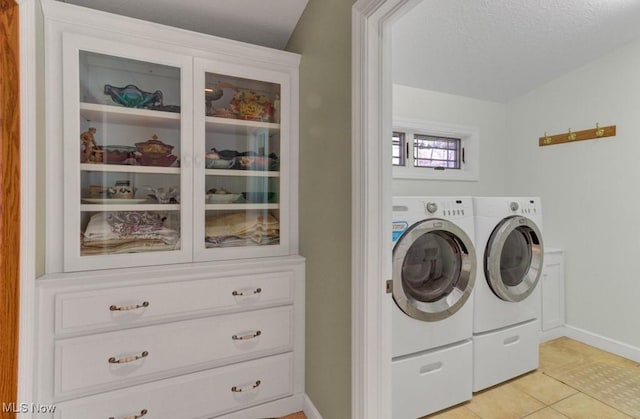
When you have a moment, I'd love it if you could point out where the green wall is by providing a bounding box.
[286,0,354,417]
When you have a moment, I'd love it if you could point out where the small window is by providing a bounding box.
[392,119,478,181]
[413,134,461,169]
[392,131,406,166]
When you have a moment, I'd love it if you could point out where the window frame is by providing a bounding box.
[392,131,406,167]
[413,133,461,169]
[392,118,479,181]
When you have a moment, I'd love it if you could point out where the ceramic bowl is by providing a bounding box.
[102,145,136,164]
[206,193,241,204]
[205,158,233,169]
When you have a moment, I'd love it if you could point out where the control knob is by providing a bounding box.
[510,202,519,211]
[426,202,438,214]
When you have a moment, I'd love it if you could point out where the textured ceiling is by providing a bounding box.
[392,0,640,103]
[58,0,309,49]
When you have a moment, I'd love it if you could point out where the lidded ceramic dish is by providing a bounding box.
[135,134,174,159]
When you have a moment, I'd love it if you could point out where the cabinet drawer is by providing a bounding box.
[55,271,293,335]
[55,352,293,419]
[392,340,472,418]
[55,305,292,399]
[473,320,539,391]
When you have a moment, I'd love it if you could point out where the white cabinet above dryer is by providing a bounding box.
[540,247,565,339]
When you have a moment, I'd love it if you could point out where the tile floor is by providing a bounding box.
[424,337,639,418]
[279,337,639,419]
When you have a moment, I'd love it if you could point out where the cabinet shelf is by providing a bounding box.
[80,103,181,129]
[205,203,279,211]
[205,169,280,178]
[80,163,181,174]
[205,116,280,136]
[81,204,180,212]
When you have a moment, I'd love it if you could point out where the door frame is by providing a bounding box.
[16,0,37,413]
[0,0,21,409]
[351,1,419,418]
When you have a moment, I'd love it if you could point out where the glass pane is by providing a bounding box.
[204,72,281,249]
[401,231,462,302]
[81,210,180,255]
[413,134,461,169]
[78,51,182,256]
[392,131,405,166]
[80,52,181,110]
[500,227,533,286]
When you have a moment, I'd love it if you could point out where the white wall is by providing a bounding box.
[506,38,640,348]
[392,84,507,196]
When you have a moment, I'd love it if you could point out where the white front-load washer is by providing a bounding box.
[472,197,544,392]
[391,197,476,418]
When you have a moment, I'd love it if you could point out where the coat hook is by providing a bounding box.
[595,123,605,137]
[543,132,552,145]
[568,128,576,141]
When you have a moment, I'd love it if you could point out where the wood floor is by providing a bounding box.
[425,337,640,418]
[277,413,307,419]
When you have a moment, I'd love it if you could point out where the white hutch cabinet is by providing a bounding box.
[37,2,304,418]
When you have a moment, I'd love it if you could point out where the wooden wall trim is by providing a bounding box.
[0,0,18,13]
[0,0,21,414]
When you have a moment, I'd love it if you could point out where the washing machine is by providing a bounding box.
[472,197,544,391]
[391,196,476,418]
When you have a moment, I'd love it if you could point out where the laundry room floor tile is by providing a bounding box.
[466,383,545,418]
[550,393,633,418]
[540,337,639,370]
[422,338,640,419]
[421,403,481,418]
[509,371,578,405]
[522,407,570,418]
[538,338,589,372]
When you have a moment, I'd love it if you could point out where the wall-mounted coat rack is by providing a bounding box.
[538,123,616,147]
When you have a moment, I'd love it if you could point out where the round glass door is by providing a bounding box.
[392,219,476,321]
[485,216,543,302]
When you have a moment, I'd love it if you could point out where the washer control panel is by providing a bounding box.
[509,198,538,215]
[423,199,469,218]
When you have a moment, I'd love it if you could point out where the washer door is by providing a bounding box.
[485,216,543,302]
[392,219,476,322]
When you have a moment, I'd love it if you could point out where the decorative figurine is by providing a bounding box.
[81,127,98,163]
[104,84,164,109]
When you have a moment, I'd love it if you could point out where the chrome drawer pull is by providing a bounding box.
[232,330,262,341]
[231,380,261,393]
[108,351,149,364]
[109,301,149,311]
[109,409,148,419]
[232,287,262,297]
[109,409,147,419]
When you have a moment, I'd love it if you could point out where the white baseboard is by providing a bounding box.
[539,326,567,343]
[560,325,640,363]
[303,394,323,419]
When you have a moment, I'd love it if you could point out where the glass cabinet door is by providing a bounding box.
[63,37,193,271]
[193,60,291,261]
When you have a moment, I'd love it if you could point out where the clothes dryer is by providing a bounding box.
[391,197,476,418]
[472,197,544,391]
